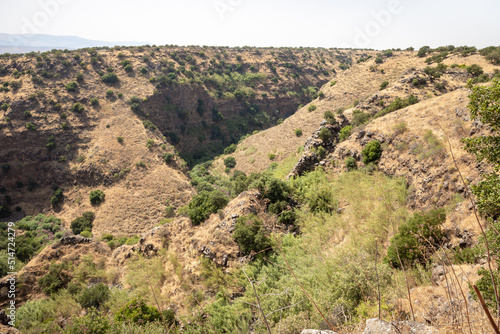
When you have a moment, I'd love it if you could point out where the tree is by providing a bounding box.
[89,190,105,205]
[463,79,500,218]
[362,140,382,164]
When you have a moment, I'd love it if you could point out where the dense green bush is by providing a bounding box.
[101,73,119,83]
[386,209,445,268]
[65,81,78,91]
[115,299,162,324]
[72,103,84,113]
[233,214,271,255]
[89,190,105,205]
[224,156,236,168]
[38,262,70,295]
[65,309,110,334]
[294,128,303,137]
[345,157,357,171]
[339,125,352,141]
[324,110,335,124]
[90,98,99,106]
[351,109,371,126]
[224,143,237,154]
[77,283,110,309]
[319,127,331,142]
[163,153,175,163]
[361,140,382,164]
[70,211,95,235]
[380,81,389,90]
[188,190,229,225]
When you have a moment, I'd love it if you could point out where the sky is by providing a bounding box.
[0,0,499,50]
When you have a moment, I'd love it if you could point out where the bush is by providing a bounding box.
[38,262,70,295]
[308,104,317,112]
[379,81,389,90]
[375,56,383,64]
[76,73,84,82]
[324,110,335,124]
[1,103,9,111]
[345,157,357,171]
[233,214,271,255]
[386,209,445,268]
[188,190,229,225]
[362,140,382,164]
[124,64,133,73]
[72,103,84,113]
[101,73,119,83]
[65,309,110,334]
[339,125,352,142]
[90,98,99,106]
[26,122,36,131]
[89,190,105,205]
[77,283,110,309]
[224,156,236,168]
[467,64,484,77]
[319,127,331,142]
[50,188,64,207]
[163,153,174,163]
[70,211,95,235]
[106,89,114,97]
[224,143,237,154]
[351,110,371,126]
[65,81,78,91]
[115,299,161,324]
[294,129,303,137]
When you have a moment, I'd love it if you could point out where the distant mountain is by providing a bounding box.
[0,33,147,54]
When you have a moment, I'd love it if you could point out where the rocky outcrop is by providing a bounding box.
[289,120,341,178]
[301,330,338,334]
[362,318,438,334]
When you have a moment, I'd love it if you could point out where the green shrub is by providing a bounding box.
[324,110,335,124]
[188,190,229,225]
[294,129,303,137]
[23,110,32,119]
[268,153,276,160]
[89,190,105,205]
[362,140,382,164]
[115,299,161,324]
[38,262,70,295]
[70,211,95,235]
[65,81,78,91]
[65,309,110,334]
[308,104,317,112]
[77,283,110,309]
[345,157,357,171]
[374,95,418,118]
[90,98,99,106]
[106,89,114,97]
[467,64,484,77]
[351,110,371,126]
[124,64,133,73]
[101,73,119,83]
[380,81,389,90]
[76,73,84,82]
[224,156,236,168]
[339,125,352,142]
[116,136,123,143]
[386,209,445,268]
[319,127,331,142]
[50,188,64,207]
[72,103,84,113]
[393,122,407,135]
[26,122,36,131]
[1,103,9,111]
[163,153,175,163]
[375,56,383,64]
[233,214,271,255]
[224,143,237,154]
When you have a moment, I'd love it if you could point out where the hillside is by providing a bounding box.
[0,45,360,236]
[2,45,500,334]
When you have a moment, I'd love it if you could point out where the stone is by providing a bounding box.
[362,318,438,334]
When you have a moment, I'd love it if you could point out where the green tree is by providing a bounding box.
[463,79,500,218]
[233,214,271,255]
[362,140,382,164]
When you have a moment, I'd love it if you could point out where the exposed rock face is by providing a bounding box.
[56,235,93,246]
[289,121,341,178]
[362,318,438,334]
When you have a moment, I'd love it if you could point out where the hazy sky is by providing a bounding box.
[0,0,498,49]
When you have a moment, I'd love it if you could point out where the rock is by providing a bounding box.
[362,318,438,334]
[301,330,338,334]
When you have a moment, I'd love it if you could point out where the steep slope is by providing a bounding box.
[0,46,361,235]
